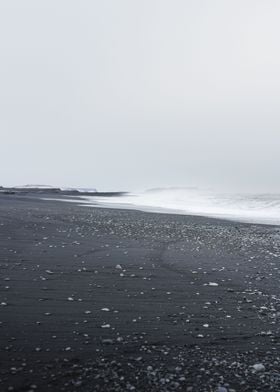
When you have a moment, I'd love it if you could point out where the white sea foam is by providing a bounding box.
[61,187,97,193]
[14,184,56,189]
[83,187,280,225]
[14,185,97,193]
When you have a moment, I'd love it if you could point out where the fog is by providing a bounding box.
[1,1,280,192]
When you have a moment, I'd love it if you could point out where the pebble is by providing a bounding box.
[252,363,265,372]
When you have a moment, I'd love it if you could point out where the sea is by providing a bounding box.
[82,187,280,226]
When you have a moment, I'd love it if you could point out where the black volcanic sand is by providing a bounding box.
[1,194,280,392]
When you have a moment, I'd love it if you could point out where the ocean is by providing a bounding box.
[83,187,280,225]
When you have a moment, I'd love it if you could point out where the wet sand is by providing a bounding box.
[1,193,280,391]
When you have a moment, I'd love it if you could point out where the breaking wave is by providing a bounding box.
[85,187,280,225]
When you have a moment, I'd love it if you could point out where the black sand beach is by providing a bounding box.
[1,193,280,391]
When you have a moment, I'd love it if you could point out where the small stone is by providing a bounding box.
[102,339,114,344]
[252,363,265,372]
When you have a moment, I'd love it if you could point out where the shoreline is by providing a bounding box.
[42,194,280,230]
[1,193,280,391]
[2,186,280,227]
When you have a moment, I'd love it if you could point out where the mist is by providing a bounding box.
[1,0,280,192]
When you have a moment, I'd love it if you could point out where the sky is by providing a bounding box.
[0,0,280,192]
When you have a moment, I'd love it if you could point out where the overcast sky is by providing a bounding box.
[0,0,280,192]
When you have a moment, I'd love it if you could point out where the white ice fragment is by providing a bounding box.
[45,270,54,274]
[208,282,219,286]
[101,308,110,312]
[67,297,74,301]
[116,264,122,270]
[101,324,111,328]
[203,324,209,328]
[84,310,91,314]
